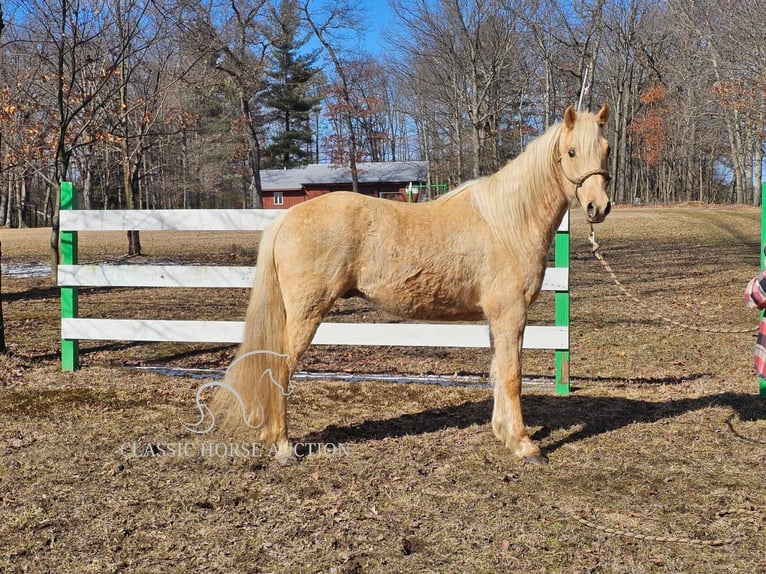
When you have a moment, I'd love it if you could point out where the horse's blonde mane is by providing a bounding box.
[467,121,565,250]
[432,109,605,250]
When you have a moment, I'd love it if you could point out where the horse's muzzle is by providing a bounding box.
[586,200,611,223]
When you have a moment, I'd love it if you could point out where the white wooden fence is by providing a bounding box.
[57,182,571,391]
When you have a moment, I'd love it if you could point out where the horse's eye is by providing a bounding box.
[568,148,576,158]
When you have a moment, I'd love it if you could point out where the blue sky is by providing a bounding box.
[361,1,393,54]
[304,1,395,66]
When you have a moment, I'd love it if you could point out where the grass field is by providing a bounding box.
[1,205,765,573]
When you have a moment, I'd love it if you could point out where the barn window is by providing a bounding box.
[274,192,284,206]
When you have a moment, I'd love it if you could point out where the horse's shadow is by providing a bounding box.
[300,380,766,456]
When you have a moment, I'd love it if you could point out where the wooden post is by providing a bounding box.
[60,182,79,371]
[555,212,570,395]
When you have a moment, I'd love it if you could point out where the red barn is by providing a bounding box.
[260,161,429,209]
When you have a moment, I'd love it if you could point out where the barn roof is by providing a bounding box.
[260,161,429,191]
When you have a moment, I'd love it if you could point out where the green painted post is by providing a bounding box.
[554,213,570,395]
[60,181,79,371]
[761,182,766,397]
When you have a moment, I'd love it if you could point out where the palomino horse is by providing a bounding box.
[216,104,612,465]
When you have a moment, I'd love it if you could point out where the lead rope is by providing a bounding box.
[586,224,758,334]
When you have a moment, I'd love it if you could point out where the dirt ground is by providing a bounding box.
[1,205,765,573]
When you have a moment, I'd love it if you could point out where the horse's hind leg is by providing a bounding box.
[272,291,337,464]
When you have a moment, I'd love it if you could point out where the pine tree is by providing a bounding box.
[263,0,322,169]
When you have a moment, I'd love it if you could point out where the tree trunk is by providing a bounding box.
[82,166,92,210]
[301,9,359,193]
[729,107,746,204]
[613,86,626,203]
[14,178,21,227]
[453,112,463,182]
[16,178,26,228]
[43,182,52,226]
[239,90,264,208]
[5,177,14,227]
[544,56,553,129]
[126,166,142,256]
[0,179,7,226]
[181,130,188,209]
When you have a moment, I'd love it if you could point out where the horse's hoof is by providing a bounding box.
[523,454,549,466]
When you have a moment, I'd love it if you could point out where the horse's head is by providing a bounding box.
[556,104,612,223]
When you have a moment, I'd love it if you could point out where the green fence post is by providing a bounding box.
[60,181,79,371]
[761,182,766,397]
[555,213,570,396]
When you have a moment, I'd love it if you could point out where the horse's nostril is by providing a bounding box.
[604,201,612,217]
[587,202,596,218]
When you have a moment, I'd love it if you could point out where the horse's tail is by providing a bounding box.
[212,214,290,446]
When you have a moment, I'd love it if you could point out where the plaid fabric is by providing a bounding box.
[745,272,766,378]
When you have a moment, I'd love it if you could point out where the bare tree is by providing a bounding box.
[299,0,365,190]
[184,0,271,208]
[671,0,766,203]
[8,0,139,274]
[109,0,194,254]
[114,0,154,255]
[599,0,664,203]
[392,0,527,180]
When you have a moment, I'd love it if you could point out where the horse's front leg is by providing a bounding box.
[489,316,548,465]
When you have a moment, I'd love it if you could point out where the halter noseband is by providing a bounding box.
[555,154,611,191]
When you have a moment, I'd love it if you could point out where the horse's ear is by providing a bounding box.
[596,104,610,126]
[564,105,576,130]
